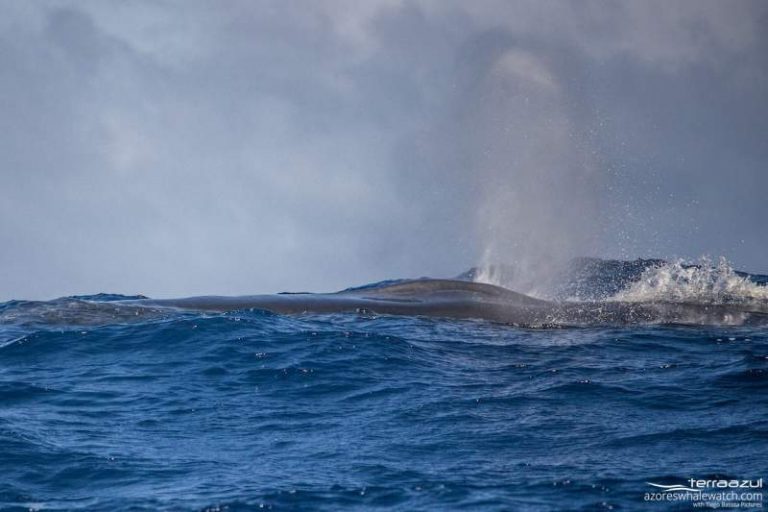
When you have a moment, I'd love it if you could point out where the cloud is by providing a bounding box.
[0,0,766,300]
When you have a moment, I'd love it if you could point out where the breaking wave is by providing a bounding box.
[610,257,768,306]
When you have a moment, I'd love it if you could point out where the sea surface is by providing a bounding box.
[1,259,767,511]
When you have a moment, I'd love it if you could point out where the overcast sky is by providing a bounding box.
[1,1,766,300]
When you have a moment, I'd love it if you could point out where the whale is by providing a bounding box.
[133,278,768,327]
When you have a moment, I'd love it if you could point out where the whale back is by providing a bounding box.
[118,278,768,327]
[340,279,550,305]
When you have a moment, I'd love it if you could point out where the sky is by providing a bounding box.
[1,0,766,301]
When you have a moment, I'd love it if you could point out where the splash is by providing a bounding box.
[611,257,768,305]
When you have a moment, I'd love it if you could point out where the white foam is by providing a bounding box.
[611,257,768,305]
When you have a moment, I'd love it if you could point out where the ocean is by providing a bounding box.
[1,259,766,511]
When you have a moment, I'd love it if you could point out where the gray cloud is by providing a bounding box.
[0,0,766,300]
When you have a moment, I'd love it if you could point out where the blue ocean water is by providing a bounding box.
[1,261,767,511]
